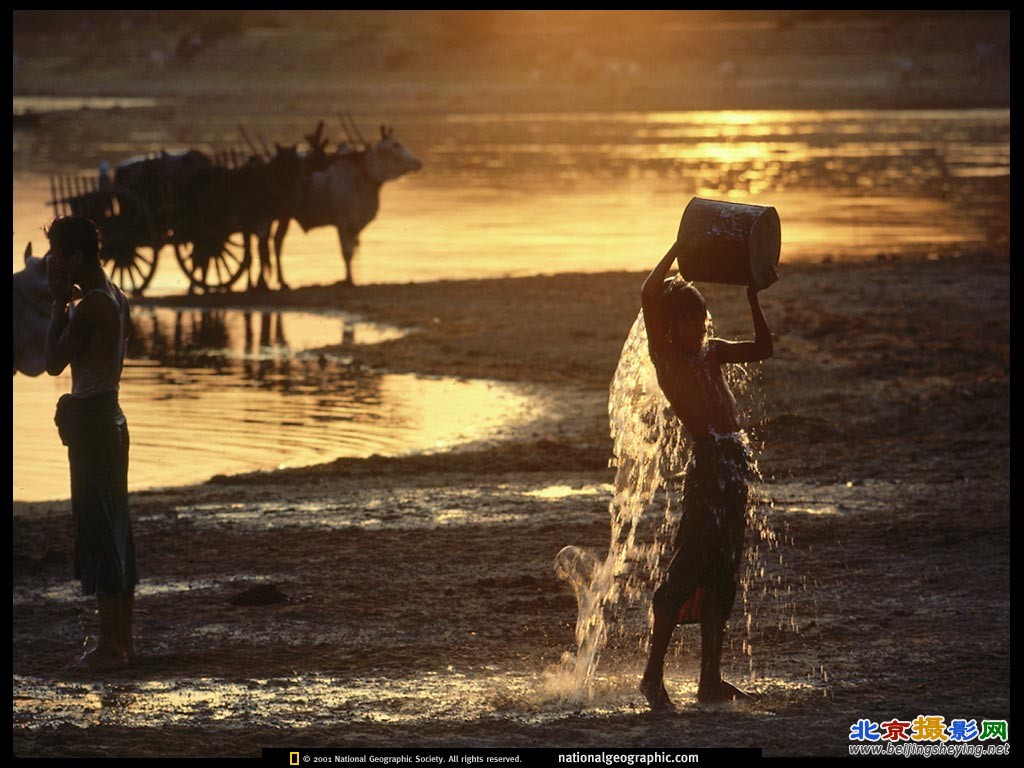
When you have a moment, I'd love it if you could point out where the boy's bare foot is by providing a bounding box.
[697,680,757,704]
[639,675,676,712]
[72,647,130,671]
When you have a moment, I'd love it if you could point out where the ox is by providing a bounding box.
[270,125,422,288]
[181,144,303,292]
[12,243,52,376]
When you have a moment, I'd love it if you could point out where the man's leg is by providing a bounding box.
[75,594,129,670]
[119,588,135,661]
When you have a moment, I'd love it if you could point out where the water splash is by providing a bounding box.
[13,669,815,731]
[549,308,778,703]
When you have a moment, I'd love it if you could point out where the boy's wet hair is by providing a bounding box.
[45,215,101,266]
[662,277,707,321]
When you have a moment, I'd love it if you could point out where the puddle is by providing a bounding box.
[762,479,921,517]
[13,306,547,502]
[522,484,614,500]
[12,574,285,607]
[139,481,612,532]
[12,668,817,730]
[779,505,841,516]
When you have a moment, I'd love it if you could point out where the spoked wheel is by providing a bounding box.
[104,245,161,297]
[99,184,162,297]
[174,232,249,293]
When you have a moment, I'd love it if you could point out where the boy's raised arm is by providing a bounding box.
[642,242,683,361]
[713,286,774,364]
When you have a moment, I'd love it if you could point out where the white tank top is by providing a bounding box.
[70,285,127,398]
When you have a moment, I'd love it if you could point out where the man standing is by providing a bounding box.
[45,215,137,670]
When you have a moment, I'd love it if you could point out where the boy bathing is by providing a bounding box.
[638,241,774,709]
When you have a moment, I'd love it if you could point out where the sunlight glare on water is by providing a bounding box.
[13,668,815,730]
[16,480,606,533]
[12,307,544,502]
[522,484,614,500]
[13,108,1008,293]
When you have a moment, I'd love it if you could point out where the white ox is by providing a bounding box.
[275,125,422,287]
[12,243,52,377]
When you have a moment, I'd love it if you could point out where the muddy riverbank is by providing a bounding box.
[12,254,1010,756]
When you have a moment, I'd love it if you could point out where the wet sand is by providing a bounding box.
[12,253,1010,756]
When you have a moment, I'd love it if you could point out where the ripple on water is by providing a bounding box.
[13,307,548,503]
[15,109,1008,293]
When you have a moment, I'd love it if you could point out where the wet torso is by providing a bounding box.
[653,342,740,439]
[69,283,128,398]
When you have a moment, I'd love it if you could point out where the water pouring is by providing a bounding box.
[555,198,781,709]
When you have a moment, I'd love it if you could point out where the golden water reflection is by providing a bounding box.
[13,108,1008,294]
[12,307,545,502]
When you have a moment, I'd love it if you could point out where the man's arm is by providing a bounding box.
[45,294,116,376]
[45,299,77,376]
[45,256,74,376]
[641,241,684,362]
[713,286,774,364]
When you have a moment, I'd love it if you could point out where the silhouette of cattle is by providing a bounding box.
[270,124,422,287]
[178,145,304,292]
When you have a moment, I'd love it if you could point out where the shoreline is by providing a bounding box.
[11,88,1013,117]
[13,220,1010,760]
[16,250,1010,505]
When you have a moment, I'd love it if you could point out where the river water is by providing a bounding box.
[12,306,543,502]
[13,106,1009,291]
[11,106,1009,500]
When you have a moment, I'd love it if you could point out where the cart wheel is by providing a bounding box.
[104,245,160,297]
[174,233,249,293]
[99,184,162,297]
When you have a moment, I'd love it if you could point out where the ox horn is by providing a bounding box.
[306,120,326,151]
[344,112,368,149]
[338,114,356,147]
[256,132,273,159]
[238,125,261,157]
